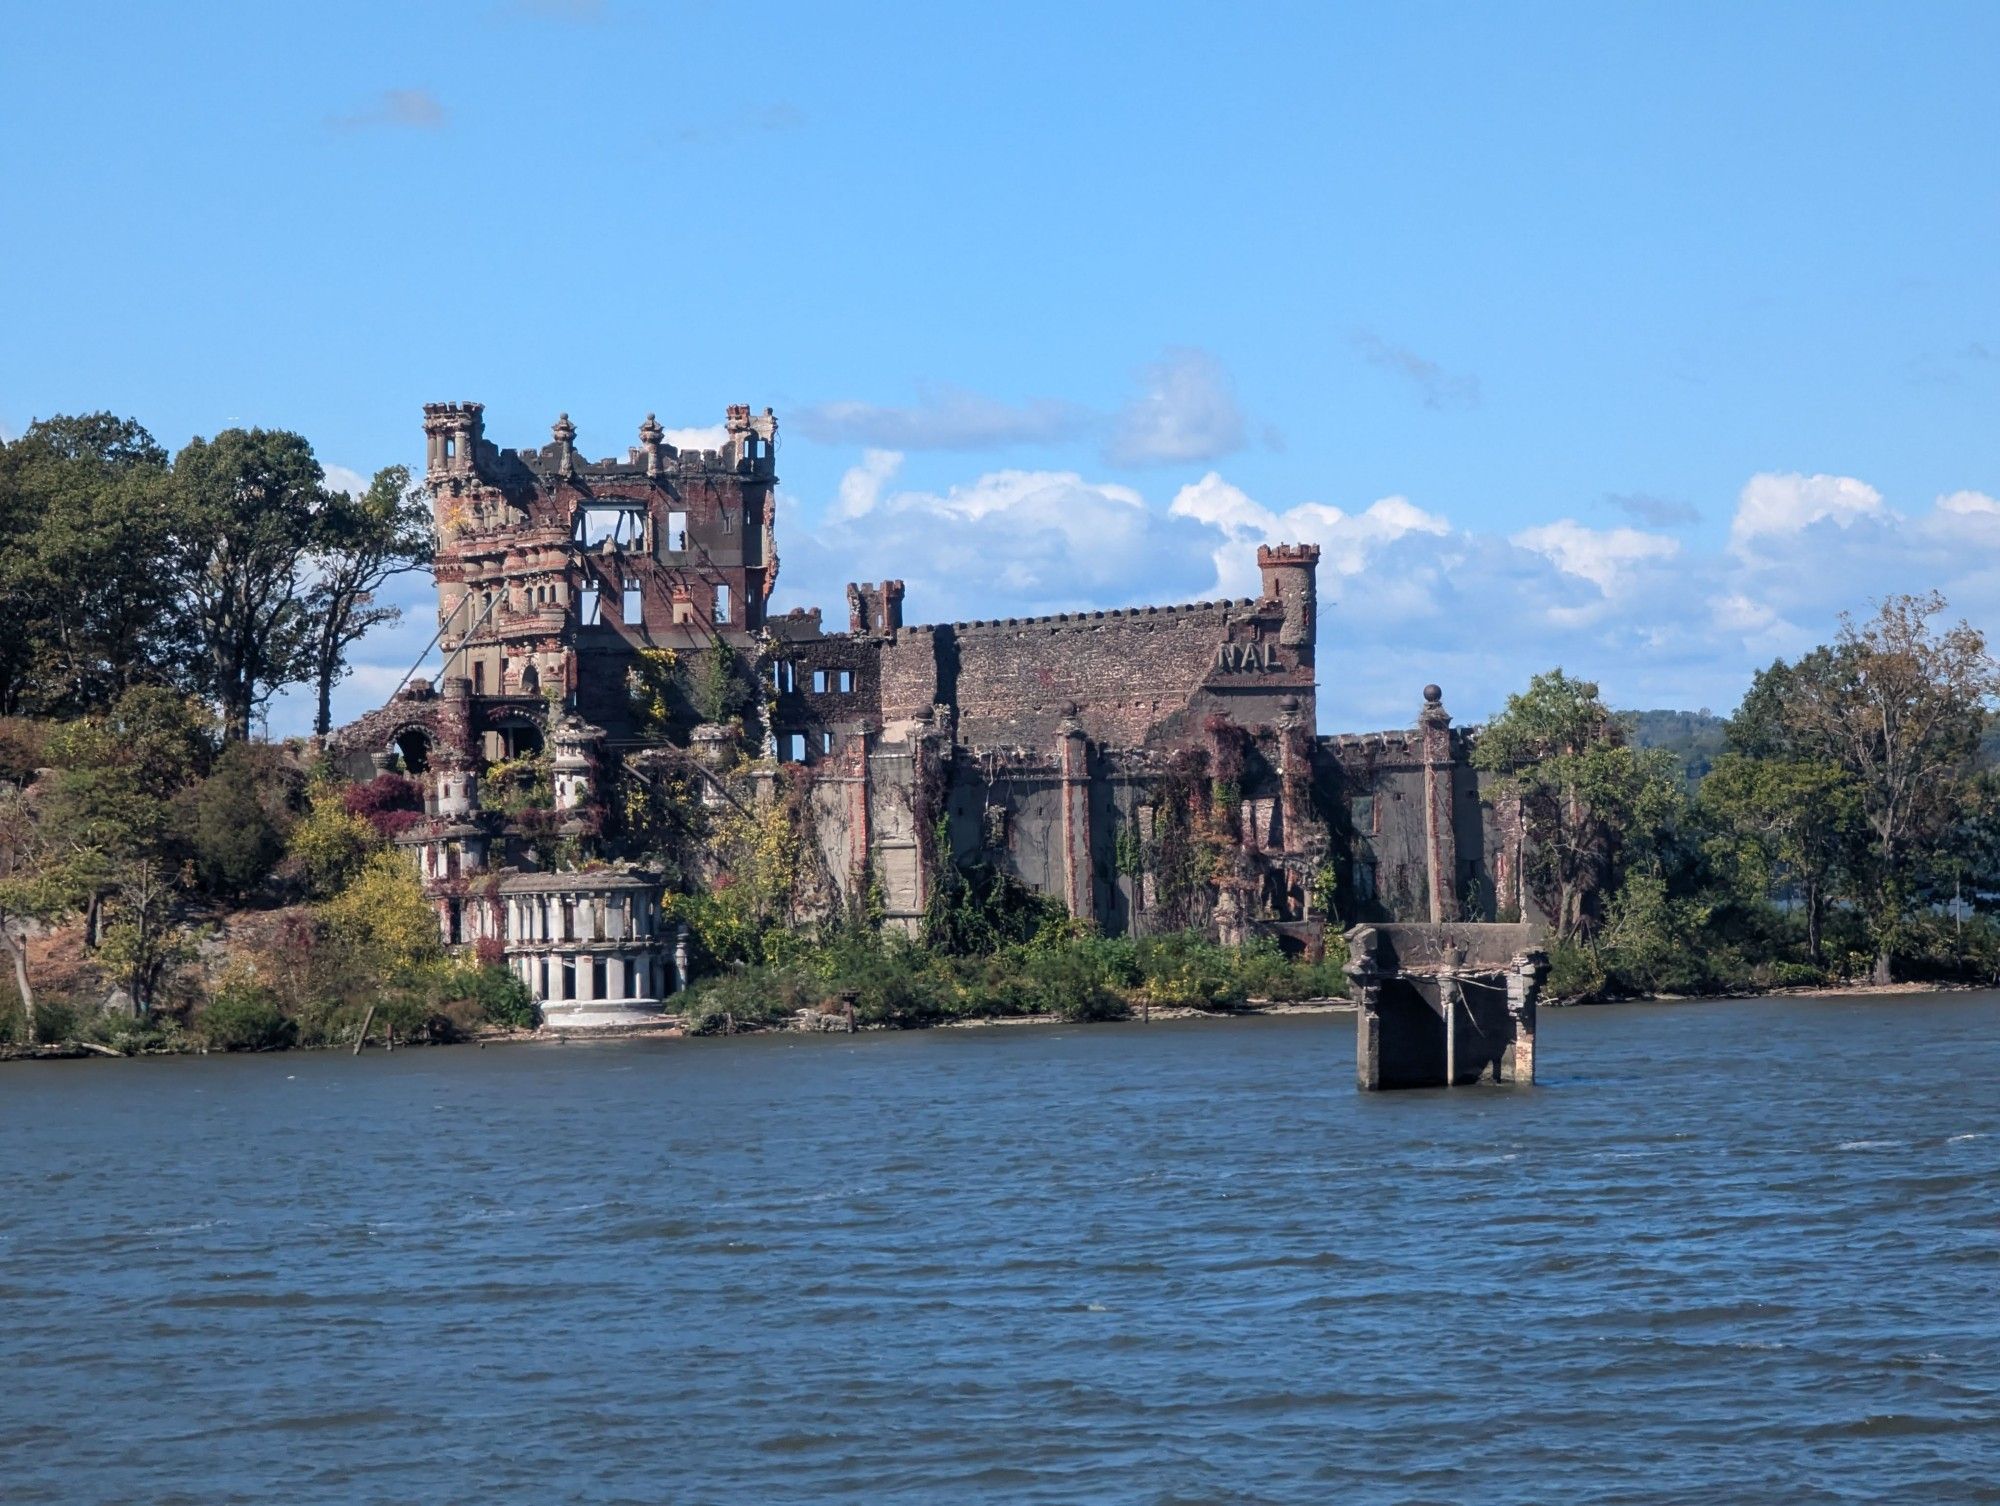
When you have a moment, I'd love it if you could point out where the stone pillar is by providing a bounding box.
[673,925,690,995]
[1419,685,1457,924]
[1346,927,1385,1090]
[1505,947,1548,1084]
[1056,709,1093,923]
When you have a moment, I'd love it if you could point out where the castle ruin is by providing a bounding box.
[330,402,1542,1050]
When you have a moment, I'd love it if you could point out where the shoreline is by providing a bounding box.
[5,980,1992,1063]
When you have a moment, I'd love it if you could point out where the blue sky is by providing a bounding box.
[4,1,1997,736]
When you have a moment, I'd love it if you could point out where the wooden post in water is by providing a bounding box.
[352,1004,376,1056]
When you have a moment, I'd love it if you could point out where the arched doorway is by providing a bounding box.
[394,729,431,775]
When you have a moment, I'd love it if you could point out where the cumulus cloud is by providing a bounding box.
[794,387,1090,451]
[322,463,371,497]
[1351,329,1480,410]
[1510,520,1680,594]
[663,423,728,452]
[1730,471,1883,554]
[328,89,447,132]
[835,449,903,519]
[1105,348,1249,466]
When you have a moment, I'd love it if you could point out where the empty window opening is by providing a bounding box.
[592,957,608,998]
[561,899,575,942]
[560,955,575,1000]
[820,731,834,755]
[538,957,549,999]
[444,437,456,460]
[667,510,689,552]
[837,669,854,693]
[811,669,827,693]
[714,584,731,623]
[770,660,795,692]
[394,729,431,775]
[448,899,463,946]
[472,661,485,694]
[576,505,645,549]
[579,587,602,626]
[625,958,638,997]
[720,509,733,535]
[621,579,642,623]
[786,733,807,763]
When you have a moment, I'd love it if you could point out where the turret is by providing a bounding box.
[1257,542,1320,649]
[422,402,484,480]
[847,580,905,636]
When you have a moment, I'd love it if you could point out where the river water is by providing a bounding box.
[2,994,1997,1504]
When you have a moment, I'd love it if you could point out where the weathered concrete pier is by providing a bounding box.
[1346,923,1549,1089]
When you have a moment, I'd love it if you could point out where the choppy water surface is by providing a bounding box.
[3,994,1998,1504]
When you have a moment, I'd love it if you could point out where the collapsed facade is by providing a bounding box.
[330,402,1541,1028]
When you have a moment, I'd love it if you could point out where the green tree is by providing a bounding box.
[95,857,199,1016]
[173,428,329,742]
[1473,669,1678,940]
[304,464,433,737]
[1699,754,1861,963]
[1758,595,1998,981]
[189,741,290,897]
[0,414,189,714]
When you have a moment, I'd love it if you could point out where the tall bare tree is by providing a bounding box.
[304,464,434,737]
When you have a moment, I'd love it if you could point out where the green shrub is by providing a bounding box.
[1136,931,1249,1010]
[1766,960,1828,989]
[432,962,539,1030]
[199,985,296,1051]
[1545,941,1607,1002]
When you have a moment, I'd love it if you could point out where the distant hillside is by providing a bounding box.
[1621,708,1731,787]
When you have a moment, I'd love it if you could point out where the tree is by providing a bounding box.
[304,465,433,737]
[189,741,291,898]
[173,428,329,742]
[1764,595,1998,981]
[1700,754,1861,963]
[95,857,198,1016]
[1473,669,1678,940]
[0,414,189,715]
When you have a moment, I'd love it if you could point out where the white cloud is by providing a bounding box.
[1169,472,1450,597]
[1510,519,1680,594]
[1730,471,1884,553]
[835,449,903,519]
[323,463,371,497]
[1938,489,2000,518]
[1106,348,1248,466]
[664,423,728,452]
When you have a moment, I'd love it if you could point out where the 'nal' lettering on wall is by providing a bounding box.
[1214,642,1278,673]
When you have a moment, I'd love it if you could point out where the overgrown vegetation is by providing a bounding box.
[1480,595,2000,1001]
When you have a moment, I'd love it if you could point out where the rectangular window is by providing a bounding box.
[538,957,549,1000]
[837,669,854,693]
[1356,861,1378,902]
[666,510,689,552]
[788,733,807,763]
[714,584,731,623]
[812,669,827,693]
[592,957,607,999]
[626,958,638,996]
[720,510,732,535]
[579,587,601,626]
[560,955,575,1001]
[472,661,485,694]
[448,900,463,945]
[621,579,641,623]
[821,731,833,755]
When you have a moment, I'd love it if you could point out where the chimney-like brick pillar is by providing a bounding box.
[1057,711,1093,923]
[1419,684,1457,923]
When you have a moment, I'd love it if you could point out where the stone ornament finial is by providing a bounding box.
[639,413,663,446]
[1423,683,1443,704]
[552,413,576,445]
